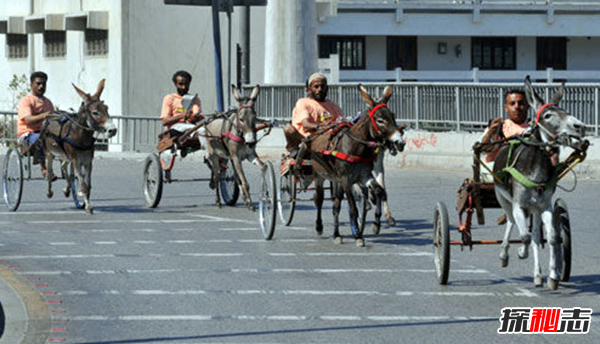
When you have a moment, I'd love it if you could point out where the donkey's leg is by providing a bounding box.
[511,206,531,260]
[232,156,254,211]
[374,154,395,227]
[367,179,387,235]
[83,160,94,214]
[45,153,54,198]
[498,199,515,267]
[209,154,222,208]
[62,161,71,197]
[314,178,324,236]
[342,179,364,247]
[531,213,543,287]
[332,183,343,245]
[541,208,560,290]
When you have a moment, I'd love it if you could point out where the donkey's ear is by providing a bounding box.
[358,84,375,109]
[551,81,565,105]
[72,83,91,102]
[249,84,260,101]
[232,84,243,102]
[91,79,106,101]
[381,86,393,104]
[524,75,543,109]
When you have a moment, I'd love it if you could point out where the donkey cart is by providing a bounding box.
[3,143,84,211]
[433,140,588,285]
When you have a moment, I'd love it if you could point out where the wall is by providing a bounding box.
[365,36,386,71]
[126,0,267,118]
[568,37,600,70]
[418,36,471,71]
[0,0,123,116]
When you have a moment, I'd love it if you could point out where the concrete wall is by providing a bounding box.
[365,36,387,71]
[125,0,266,117]
[0,0,123,115]
[418,36,471,71]
[568,37,600,70]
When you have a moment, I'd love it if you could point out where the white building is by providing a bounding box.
[317,0,600,82]
[1,0,599,118]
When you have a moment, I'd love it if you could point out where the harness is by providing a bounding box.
[44,110,96,153]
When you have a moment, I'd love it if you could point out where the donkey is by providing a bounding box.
[309,85,405,246]
[40,79,117,214]
[205,84,265,210]
[495,76,585,289]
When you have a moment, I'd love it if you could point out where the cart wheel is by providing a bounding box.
[554,198,571,282]
[219,159,240,206]
[143,153,163,208]
[277,172,296,226]
[433,202,450,285]
[258,161,277,240]
[2,147,24,211]
[69,163,84,209]
[349,184,367,239]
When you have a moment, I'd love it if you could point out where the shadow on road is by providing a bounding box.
[70,317,497,344]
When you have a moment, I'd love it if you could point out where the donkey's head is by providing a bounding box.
[232,84,260,145]
[358,84,405,154]
[524,76,584,148]
[73,79,117,138]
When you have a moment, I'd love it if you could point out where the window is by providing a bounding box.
[319,36,365,70]
[6,34,28,59]
[537,37,566,70]
[387,36,417,71]
[85,29,108,56]
[471,37,516,70]
[44,31,66,58]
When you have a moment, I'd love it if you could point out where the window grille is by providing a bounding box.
[472,37,516,70]
[7,34,28,59]
[319,36,365,70]
[44,31,66,58]
[85,29,108,56]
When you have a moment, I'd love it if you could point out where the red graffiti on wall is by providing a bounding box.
[406,133,438,151]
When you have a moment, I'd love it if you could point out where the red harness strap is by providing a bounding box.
[318,150,376,164]
[223,131,245,143]
[368,103,387,133]
[536,103,555,124]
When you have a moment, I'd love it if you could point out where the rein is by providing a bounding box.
[368,103,387,133]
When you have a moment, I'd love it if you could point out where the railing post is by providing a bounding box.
[270,87,275,121]
[455,86,460,131]
[130,119,135,152]
[414,86,420,130]
[499,87,504,117]
[595,87,599,136]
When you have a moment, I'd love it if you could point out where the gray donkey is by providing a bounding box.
[494,76,585,290]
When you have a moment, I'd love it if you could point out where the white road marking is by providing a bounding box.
[54,289,537,298]
[94,241,117,245]
[181,253,244,257]
[48,242,76,246]
[66,314,497,322]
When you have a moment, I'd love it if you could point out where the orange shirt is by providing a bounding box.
[160,93,202,129]
[292,98,344,137]
[483,118,529,163]
[17,93,55,138]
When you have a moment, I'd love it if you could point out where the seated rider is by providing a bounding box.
[17,71,56,180]
[283,73,344,169]
[160,70,205,152]
[480,88,530,224]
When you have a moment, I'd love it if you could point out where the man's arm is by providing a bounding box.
[18,97,52,127]
[160,96,188,127]
[481,117,503,144]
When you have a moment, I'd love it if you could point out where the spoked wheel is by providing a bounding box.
[143,153,163,208]
[348,183,368,239]
[277,172,296,226]
[69,163,84,209]
[554,198,572,282]
[433,202,450,285]
[219,159,240,206]
[258,161,277,240]
[2,147,24,211]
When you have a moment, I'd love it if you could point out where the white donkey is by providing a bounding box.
[494,76,585,290]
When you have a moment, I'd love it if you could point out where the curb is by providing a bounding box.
[0,266,50,344]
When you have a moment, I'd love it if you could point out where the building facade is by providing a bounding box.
[317,0,600,82]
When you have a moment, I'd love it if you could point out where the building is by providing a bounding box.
[317,0,600,82]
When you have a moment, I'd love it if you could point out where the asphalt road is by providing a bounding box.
[0,152,599,344]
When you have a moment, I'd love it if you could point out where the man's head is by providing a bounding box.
[30,71,48,97]
[504,89,529,124]
[172,70,192,96]
[306,73,328,102]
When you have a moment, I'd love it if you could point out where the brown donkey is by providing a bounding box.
[309,85,405,246]
[40,79,117,214]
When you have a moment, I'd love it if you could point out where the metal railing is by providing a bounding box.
[2,82,599,151]
[244,82,600,134]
